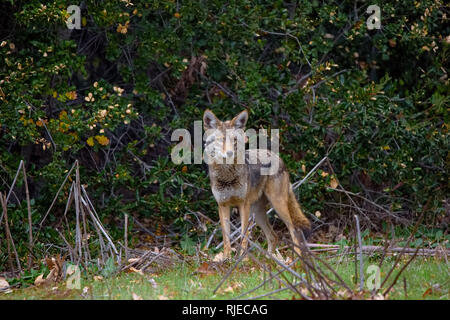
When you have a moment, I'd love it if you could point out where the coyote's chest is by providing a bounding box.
[209,165,248,205]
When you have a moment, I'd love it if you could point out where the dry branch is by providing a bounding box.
[22,164,33,268]
[0,192,22,274]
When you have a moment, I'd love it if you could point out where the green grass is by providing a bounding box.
[1,254,448,300]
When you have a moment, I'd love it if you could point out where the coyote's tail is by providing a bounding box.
[287,187,311,231]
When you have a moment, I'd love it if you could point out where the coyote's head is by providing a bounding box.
[203,109,248,164]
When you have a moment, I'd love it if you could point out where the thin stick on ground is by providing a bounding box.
[38,160,77,228]
[383,246,420,296]
[212,247,250,295]
[124,213,128,263]
[22,164,33,268]
[234,257,301,299]
[81,185,118,256]
[379,203,428,290]
[354,215,364,291]
[73,163,83,263]
[5,160,23,204]
[0,160,23,224]
[56,228,76,262]
[0,192,22,274]
[246,281,304,300]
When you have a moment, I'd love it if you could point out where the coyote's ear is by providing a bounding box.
[231,110,248,129]
[203,109,220,130]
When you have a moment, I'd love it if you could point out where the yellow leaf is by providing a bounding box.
[86,137,94,147]
[330,177,339,189]
[95,135,109,146]
[321,171,329,177]
[59,110,67,119]
[65,91,77,100]
[117,22,129,34]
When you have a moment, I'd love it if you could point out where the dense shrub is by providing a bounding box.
[0,0,448,264]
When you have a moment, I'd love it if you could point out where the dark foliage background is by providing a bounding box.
[0,0,448,267]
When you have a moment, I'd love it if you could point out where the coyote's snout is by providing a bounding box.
[203,109,311,258]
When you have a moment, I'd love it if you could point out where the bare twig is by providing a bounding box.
[81,185,118,256]
[0,192,22,274]
[354,215,364,291]
[22,164,33,268]
[38,161,77,228]
[0,160,23,224]
[124,213,129,263]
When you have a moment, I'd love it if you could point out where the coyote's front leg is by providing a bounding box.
[218,204,231,258]
[238,202,251,255]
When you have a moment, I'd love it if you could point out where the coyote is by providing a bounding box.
[203,109,311,258]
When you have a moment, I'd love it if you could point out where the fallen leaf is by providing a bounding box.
[93,275,104,281]
[128,267,144,275]
[0,277,9,290]
[217,282,244,295]
[132,292,143,300]
[213,252,225,262]
[422,287,432,298]
[196,262,216,278]
[34,274,46,286]
[127,258,140,263]
[158,295,169,300]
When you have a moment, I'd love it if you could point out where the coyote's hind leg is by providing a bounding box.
[252,196,278,253]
